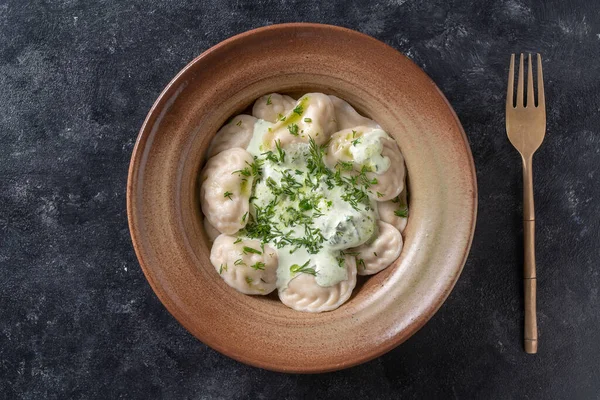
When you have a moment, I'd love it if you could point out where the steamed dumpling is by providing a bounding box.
[278,255,357,312]
[200,148,254,235]
[252,93,296,123]
[368,138,405,201]
[326,126,405,201]
[377,187,408,233]
[262,93,336,149]
[329,95,379,130]
[210,234,278,295]
[352,221,402,275]
[208,115,257,158]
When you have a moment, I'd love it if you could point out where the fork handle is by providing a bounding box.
[522,156,538,354]
[524,220,538,353]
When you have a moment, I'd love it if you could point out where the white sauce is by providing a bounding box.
[243,120,378,288]
[349,129,391,173]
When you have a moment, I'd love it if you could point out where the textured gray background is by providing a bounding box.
[1,0,599,398]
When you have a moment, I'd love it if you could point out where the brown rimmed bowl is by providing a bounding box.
[127,23,477,373]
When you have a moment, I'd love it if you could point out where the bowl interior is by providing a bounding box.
[128,23,476,372]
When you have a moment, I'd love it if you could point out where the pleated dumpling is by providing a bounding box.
[262,93,336,149]
[329,95,379,130]
[326,126,406,201]
[200,148,254,235]
[377,187,409,233]
[207,114,257,158]
[352,221,402,276]
[210,235,278,295]
[252,93,296,123]
[278,255,357,312]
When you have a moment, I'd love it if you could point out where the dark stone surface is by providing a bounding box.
[1,0,599,398]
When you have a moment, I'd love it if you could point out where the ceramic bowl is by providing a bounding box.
[127,23,477,373]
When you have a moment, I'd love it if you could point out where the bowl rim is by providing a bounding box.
[127,22,477,372]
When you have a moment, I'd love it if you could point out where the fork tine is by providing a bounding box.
[517,53,524,107]
[506,54,515,109]
[527,54,534,107]
[537,53,545,108]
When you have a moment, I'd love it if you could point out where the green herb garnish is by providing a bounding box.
[298,198,312,211]
[290,260,317,276]
[275,140,285,163]
[236,120,242,127]
[357,258,366,270]
[223,191,233,200]
[243,246,262,255]
[335,160,354,171]
[232,167,251,177]
[266,95,272,105]
[394,208,408,218]
[250,262,265,270]
[287,123,299,136]
[304,118,312,123]
[293,104,304,116]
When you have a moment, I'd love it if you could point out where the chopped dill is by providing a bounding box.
[287,123,299,136]
[232,167,251,177]
[250,262,265,270]
[293,104,304,116]
[357,257,366,270]
[275,140,285,163]
[243,246,262,255]
[394,208,408,218]
[290,260,317,276]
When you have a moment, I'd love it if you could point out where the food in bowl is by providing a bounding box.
[200,92,408,312]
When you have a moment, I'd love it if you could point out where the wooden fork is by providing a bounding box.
[506,53,546,354]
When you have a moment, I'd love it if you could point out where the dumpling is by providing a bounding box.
[207,115,257,158]
[377,187,409,233]
[262,93,336,149]
[210,234,278,295]
[278,255,357,312]
[369,138,405,201]
[252,93,296,123]
[200,148,254,235]
[352,221,402,276]
[326,126,405,202]
[329,95,379,130]
[203,218,221,242]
